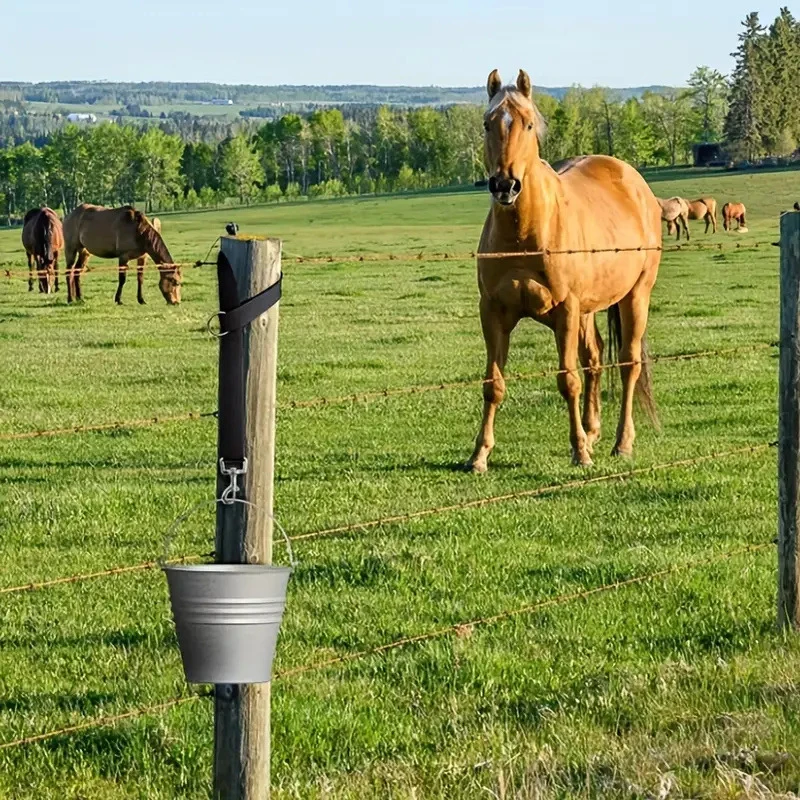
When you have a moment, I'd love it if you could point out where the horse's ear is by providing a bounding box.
[487,70,502,100]
[516,69,532,99]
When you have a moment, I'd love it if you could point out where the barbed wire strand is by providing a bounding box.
[0,410,216,442]
[0,552,213,597]
[283,342,777,410]
[286,441,777,545]
[0,343,773,442]
[0,541,769,751]
[0,438,775,597]
[0,239,772,281]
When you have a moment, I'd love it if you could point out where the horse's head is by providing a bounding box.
[483,69,546,207]
[158,266,182,305]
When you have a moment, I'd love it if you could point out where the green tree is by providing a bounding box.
[688,66,729,142]
[643,89,695,165]
[134,127,184,211]
[218,134,264,202]
[45,125,89,212]
[725,12,768,160]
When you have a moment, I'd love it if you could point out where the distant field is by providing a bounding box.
[0,169,799,798]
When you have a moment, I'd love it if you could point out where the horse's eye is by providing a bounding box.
[483,121,489,131]
[527,122,534,131]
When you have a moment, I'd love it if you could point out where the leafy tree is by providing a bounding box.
[688,66,728,142]
[134,127,183,211]
[218,134,264,202]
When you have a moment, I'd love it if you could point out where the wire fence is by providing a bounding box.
[0,540,771,751]
[0,438,776,597]
[0,238,771,283]
[0,342,776,442]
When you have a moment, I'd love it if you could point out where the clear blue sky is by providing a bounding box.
[1,0,784,87]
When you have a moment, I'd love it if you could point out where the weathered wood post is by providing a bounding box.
[215,235,282,798]
[779,210,800,630]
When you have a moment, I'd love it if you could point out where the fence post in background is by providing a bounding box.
[214,235,282,798]
[779,210,800,630]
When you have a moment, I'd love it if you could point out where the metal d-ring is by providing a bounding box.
[206,310,228,338]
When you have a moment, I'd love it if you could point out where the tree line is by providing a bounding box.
[0,7,797,224]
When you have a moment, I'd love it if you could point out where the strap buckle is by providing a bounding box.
[219,457,248,505]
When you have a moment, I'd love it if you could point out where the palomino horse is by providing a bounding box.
[62,205,181,305]
[22,207,63,294]
[687,197,718,234]
[467,69,661,471]
[657,197,690,241]
[722,202,747,232]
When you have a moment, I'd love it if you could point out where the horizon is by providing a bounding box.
[1,1,785,87]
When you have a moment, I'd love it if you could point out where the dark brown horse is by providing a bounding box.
[62,204,181,305]
[22,207,64,294]
[467,69,661,471]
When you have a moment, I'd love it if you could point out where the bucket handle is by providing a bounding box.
[160,498,296,569]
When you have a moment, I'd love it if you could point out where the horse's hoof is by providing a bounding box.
[612,446,633,459]
[138,298,146,305]
[465,460,488,475]
[115,299,122,305]
[572,452,593,467]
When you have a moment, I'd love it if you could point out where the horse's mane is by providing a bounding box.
[134,210,174,265]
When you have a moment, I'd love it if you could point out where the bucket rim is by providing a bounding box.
[163,563,292,575]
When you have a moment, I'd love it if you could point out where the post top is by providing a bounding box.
[222,234,281,244]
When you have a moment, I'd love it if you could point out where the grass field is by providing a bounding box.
[0,170,799,799]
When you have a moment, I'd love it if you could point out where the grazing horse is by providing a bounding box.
[687,196,718,234]
[657,197,690,241]
[467,69,661,471]
[62,205,181,305]
[22,207,64,294]
[722,202,747,232]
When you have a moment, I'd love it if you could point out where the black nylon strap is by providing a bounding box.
[216,252,282,471]
[219,277,282,333]
[217,252,246,466]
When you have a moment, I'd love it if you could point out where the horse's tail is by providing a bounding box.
[607,303,659,427]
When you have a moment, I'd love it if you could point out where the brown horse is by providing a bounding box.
[62,204,181,305]
[722,202,747,232]
[467,69,661,471]
[22,207,64,294]
[687,196,718,234]
[657,197,690,241]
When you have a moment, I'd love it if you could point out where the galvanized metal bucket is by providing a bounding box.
[162,499,294,684]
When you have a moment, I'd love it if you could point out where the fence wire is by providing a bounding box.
[1,439,776,597]
[0,342,776,442]
[0,540,770,751]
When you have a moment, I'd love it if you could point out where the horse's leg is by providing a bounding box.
[115,260,128,305]
[53,252,60,293]
[38,258,49,294]
[74,250,89,302]
[136,256,146,305]
[555,297,591,466]
[579,313,603,453]
[65,248,77,304]
[681,214,690,241]
[467,299,514,473]
[612,290,650,457]
[674,218,681,241]
[704,213,711,234]
[27,252,34,292]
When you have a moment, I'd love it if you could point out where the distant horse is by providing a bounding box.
[467,69,661,471]
[22,207,64,294]
[687,197,718,234]
[62,205,181,305]
[657,197,690,241]
[722,202,747,232]
[794,202,799,211]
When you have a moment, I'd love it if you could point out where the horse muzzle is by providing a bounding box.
[488,175,522,206]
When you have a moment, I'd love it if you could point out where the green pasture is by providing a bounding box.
[0,169,799,798]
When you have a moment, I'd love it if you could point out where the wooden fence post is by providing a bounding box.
[779,210,800,630]
[214,235,282,798]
